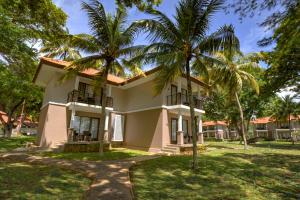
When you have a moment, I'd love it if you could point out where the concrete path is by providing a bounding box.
[0,153,160,200]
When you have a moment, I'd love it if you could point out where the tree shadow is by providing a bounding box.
[131,151,300,200]
[0,161,90,199]
[250,142,300,151]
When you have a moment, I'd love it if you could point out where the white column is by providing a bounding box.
[178,111,182,132]
[177,78,181,92]
[197,86,201,99]
[75,76,80,90]
[70,105,75,128]
[104,112,110,131]
[107,85,112,97]
[198,114,203,133]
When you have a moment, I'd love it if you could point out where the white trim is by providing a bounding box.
[111,104,205,115]
[40,102,66,110]
[112,106,167,114]
[66,102,113,112]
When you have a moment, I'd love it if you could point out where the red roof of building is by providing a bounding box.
[0,111,8,124]
[251,115,300,124]
[34,57,209,88]
[203,121,227,126]
[251,117,273,124]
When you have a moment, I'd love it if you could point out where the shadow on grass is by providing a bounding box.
[40,148,149,161]
[250,142,300,151]
[0,136,36,152]
[0,161,90,199]
[131,150,300,200]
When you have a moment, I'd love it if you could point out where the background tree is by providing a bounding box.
[40,29,82,61]
[271,95,300,141]
[226,0,300,95]
[116,0,161,10]
[211,53,260,149]
[130,0,239,169]
[0,0,67,137]
[67,0,144,154]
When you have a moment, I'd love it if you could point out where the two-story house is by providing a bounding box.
[251,116,300,139]
[34,57,208,152]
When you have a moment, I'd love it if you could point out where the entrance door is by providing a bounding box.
[171,118,177,144]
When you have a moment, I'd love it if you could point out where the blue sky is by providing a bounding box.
[53,0,274,55]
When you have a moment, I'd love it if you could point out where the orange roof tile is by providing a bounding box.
[35,57,209,88]
[38,57,126,84]
[203,121,227,126]
[251,117,273,124]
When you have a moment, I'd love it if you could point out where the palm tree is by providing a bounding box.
[130,0,239,169]
[272,95,299,143]
[67,1,143,154]
[40,28,81,61]
[211,52,260,149]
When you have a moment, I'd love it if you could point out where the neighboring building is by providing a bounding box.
[0,111,38,136]
[203,121,228,140]
[251,116,300,139]
[203,121,240,140]
[34,57,208,152]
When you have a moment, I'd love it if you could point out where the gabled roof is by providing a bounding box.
[251,117,273,124]
[34,57,209,88]
[203,121,227,126]
[251,115,300,124]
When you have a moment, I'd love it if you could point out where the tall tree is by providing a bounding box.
[116,0,161,10]
[0,0,66,137]
[226,0,300,94]
[130,0,239,169]
[68,0,144,154]
[211,53,260,149]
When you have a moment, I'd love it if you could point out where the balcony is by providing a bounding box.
[67,90,113,107]
[166,93,203,110]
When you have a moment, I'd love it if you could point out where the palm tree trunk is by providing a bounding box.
[185,57,198,170]
[98,60,111,154]
[288,114,294,145]
[235,92,247,149]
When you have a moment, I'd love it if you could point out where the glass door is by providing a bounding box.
[90,118,99,139]
[171,118,177,144]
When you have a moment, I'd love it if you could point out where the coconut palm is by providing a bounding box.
[130,0,239,169]
[272,95,299,143]
[211,52,260,149]
[67,1,144,154]
[40,29,82,61]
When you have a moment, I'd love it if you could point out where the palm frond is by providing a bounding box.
[72,34,101,54]
[198,24,240,57]
[81,0,110,44]
[66,55,105,72]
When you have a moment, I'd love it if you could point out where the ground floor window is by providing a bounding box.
[73,116,99,139]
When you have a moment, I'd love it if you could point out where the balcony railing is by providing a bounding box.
[67,90,113,107]
[166,93,203,110]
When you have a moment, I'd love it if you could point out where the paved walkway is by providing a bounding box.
[0,153,160,200]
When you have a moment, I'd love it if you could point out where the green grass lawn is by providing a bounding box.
[40,148,150,161]
[131,141,300,200]
[0,136,36,152]
[0,161,91,199]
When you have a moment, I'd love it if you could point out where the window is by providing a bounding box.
[73,116,99,139]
